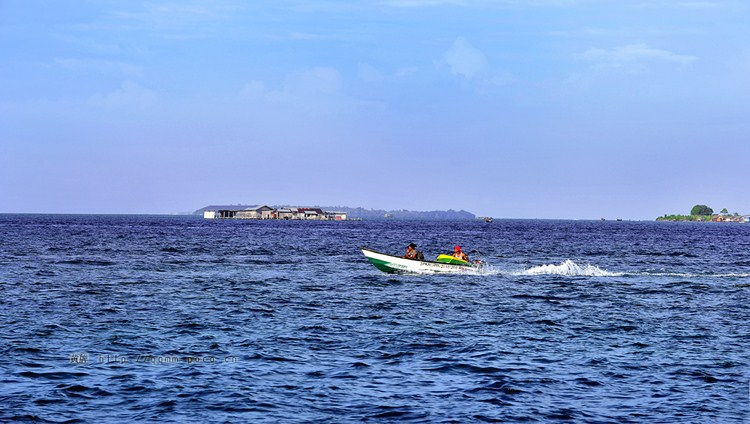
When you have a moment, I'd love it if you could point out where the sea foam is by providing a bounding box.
[519,260,620,277]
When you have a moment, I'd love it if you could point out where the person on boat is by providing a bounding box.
[403,243,418,259]
[452,245,469,262]
[403,243,424,260]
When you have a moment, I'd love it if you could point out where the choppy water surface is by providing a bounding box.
[0,215,748,422]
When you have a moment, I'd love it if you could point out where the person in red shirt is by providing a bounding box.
[452,245,468,262]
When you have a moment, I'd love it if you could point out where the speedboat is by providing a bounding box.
[361,247,482,274]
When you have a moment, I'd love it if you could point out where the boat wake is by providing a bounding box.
[414,260,618,277]
[634,271,750,279]
[507,261,749,279]
[516,260,621,277]
[397,259,749,279]
[406,260,619,277]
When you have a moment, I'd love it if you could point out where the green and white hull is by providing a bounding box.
[361,247,480,274]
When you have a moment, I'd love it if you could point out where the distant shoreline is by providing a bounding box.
[656,214,748,223]
[194,205,477,221]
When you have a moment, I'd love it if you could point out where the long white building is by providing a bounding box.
[201,205,347,221]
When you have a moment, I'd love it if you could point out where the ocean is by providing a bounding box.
[0,214,748,422]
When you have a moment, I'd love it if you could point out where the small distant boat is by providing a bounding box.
[485,217,493,223]
[361,247,482,274]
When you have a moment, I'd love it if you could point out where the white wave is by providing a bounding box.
[406,261,748,279]
[473,265,504,276]
[635,271,750,279]
[708,273,750,278]
[518,260,621,277]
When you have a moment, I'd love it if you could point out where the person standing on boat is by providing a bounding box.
[452,245,469,262]
[403,243,419,259]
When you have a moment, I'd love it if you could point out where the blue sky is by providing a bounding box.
[1,1,748,219]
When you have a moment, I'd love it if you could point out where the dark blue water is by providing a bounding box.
[1,215,748,422]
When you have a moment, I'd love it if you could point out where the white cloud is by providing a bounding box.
[441,37,489,79]
[240,67,354,115]
[110,2,242,40]
[396,66,419,77]
[239,80,267,97]
[357,63,418,82]
[88,81,156,109]
[437,37,513,88]
[358,63,384,82]
[284,67,343,96]
[582,43,697,73]
[242,67,342,98]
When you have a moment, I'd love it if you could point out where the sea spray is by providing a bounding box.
[520,259,621,277]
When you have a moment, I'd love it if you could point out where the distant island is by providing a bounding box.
[657,204,748,223]
[194,204,476,221]
[336,206,475,220]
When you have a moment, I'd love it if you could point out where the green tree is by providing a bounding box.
[721,208,728,214]
[691,205,713,216]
